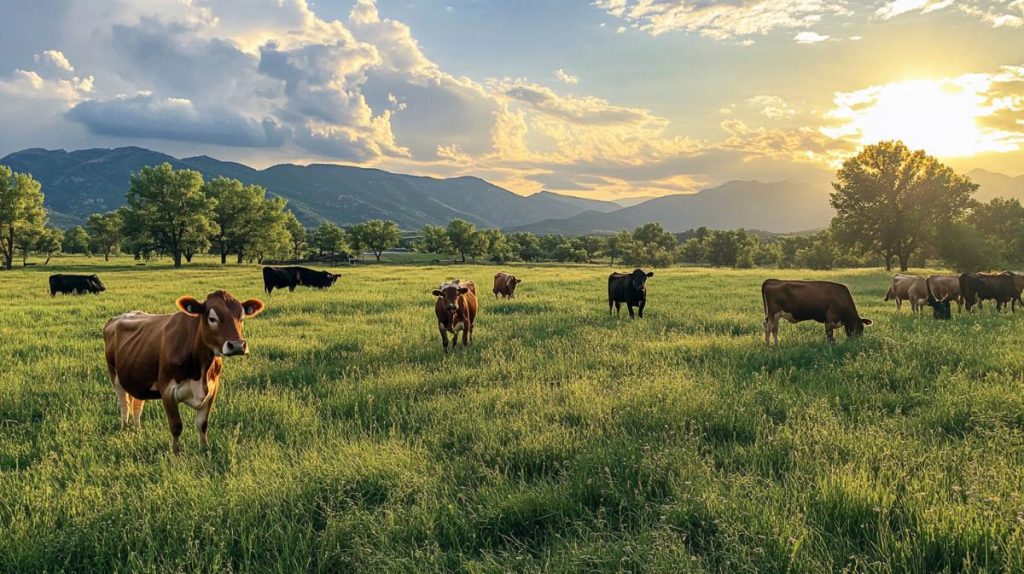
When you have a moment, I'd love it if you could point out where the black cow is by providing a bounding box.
[925,276,952,320]
[49,274,105,297]
[959,272,1016,312]
[608,269,653,318]
[262,266,340,295]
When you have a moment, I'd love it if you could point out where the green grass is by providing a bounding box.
[3,256,1024,572]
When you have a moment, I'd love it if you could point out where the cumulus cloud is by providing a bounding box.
[793,31,830,43]
[875,0,1023,27]
[592,0,849,39]
[554,69,579,85]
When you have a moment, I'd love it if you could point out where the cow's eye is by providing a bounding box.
[208,315,217,324]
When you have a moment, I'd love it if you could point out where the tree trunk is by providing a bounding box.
[4,229,13,270]
[220,241,228,265]
[236,248,244,264]
[375,251,381,262]
[44,254,52,266]
[173,251,182,268]
[899,253,909,272]
[104,249,110,262]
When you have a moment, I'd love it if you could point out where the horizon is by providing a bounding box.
[0,1,1022,200]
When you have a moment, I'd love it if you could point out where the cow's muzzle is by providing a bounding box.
[222,340,248,356]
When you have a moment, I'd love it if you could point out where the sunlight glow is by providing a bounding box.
[824,73,1023,158]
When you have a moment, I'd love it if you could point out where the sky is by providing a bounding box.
[0,0,1021,200]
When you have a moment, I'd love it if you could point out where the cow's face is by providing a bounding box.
[176,291,265,357]
[844,317,872,337]
[510,277,522,294]
[630,269,654,291]
[90,274,106,292]
[433,283,468,313]
[929,300,952,320]
[328,273,340,286]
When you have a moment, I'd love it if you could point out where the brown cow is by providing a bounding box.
[762,279,872,344]
[103,291,265,454]
[925,274,964,313]
[433,280,478,353]
[884,273,929,312]
[493,272,522,299]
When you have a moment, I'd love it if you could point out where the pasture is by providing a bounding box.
[3,258,1024,572]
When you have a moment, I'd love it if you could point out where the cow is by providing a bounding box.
[103,291,265,454]
[925,276,952,320]
[49,273,105,297]
[925,274,964,314]
[493,272,522,299]
[1010,272,1024,309]
[761,279,872,344]
[433,280,477,354]
[608,269,653,319]
[884,274,929,312]
[262,266,339,295]
[960,272,1017,312]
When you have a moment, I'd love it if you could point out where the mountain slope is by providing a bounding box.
[968,169,1024,203]
[0,147,614,229]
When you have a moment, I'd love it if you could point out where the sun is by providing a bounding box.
[824,75,1019,158]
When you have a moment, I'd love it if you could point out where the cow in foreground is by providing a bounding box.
[49,273,105,297]
[762,279,872,344]
[262,266,339,294]
[884,274,929,312]
[959,272,1016,312]
[103,291,265,454]
[493,272,522,299]
[433,280,477,354]
[609,269,653,318]
[926,274,964,314]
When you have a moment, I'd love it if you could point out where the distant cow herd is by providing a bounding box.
[36,265,1024,453]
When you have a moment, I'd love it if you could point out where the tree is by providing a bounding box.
[36,226,63,265]
[479,229,514,262]
[246,197,292,264]
[0,166,46,269]
[446,219,479,263]
[62,226,91,255]
[605,231,634,267]
[625,223,678,267]
[350,219,400,262]
[313,222,348,257]
[935,221,1002,272]
[509,232,542,262]
[705,230,756,268]
[87,211,124,261]
[121,163,217,268]
[580,235,607,263]
[204,177,265,264]
[967,198,1024,264]
[417,224,453,257]
[283,211,307,259]
[830,141,977,272]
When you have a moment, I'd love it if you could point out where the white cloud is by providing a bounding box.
[35,50,74,73]
[793,31,830,43]
[875,0,1023,27]
[554,69,579,85]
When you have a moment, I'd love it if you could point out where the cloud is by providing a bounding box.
[592,0,849,39]
[554,69,579,85]
[793,31,829,43]
[748,95,796,119]
[35,50,74,73]
[875,0,1023,27]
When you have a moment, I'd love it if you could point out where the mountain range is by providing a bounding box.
[1,147,1019,235]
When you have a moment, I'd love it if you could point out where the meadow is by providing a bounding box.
[3,257,1024,573]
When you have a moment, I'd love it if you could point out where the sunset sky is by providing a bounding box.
[0,0,1021,199]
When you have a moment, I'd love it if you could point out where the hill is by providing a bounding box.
[0,147,616,229]
[967,169,1024,203]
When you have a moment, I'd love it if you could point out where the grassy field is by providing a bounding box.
[3,257,1024,573]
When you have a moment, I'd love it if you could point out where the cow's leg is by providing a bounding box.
[161,390,183,455]
[112,376,130,430]
[462,320,471,347]
[763,316,772,345]
[627,303,636,319]
[638,299,646,318]
[130,398,145,429]
[439,323,450,354]
[615,301,621,316]
[825,325,836,344]
[195,392,217,449]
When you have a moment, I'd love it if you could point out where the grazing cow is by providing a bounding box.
[103,291,265,454]
[762,279,872,344]
[493,272,522,299]
[433,280,477,353]
[49,273,105,297]
[960,272,1017,312]
[262,266,339,294]
[884,274,929,312]
[925,276,952,320]
[608,269,653,319]
[925,274,964,314]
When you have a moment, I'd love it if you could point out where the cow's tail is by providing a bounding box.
[761,280,770,319]
[883,286,894,301]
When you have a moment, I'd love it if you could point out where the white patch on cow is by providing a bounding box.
[453,321,465,333]
[170,379,207,410]
[778,312,797,323]
[208,308,219,329]
[112,375,130,428]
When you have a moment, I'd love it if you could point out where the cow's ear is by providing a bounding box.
[176,296,204,316]
[432,290,443,297]
[241,298,265,319]
[861,318,873,326]
[458,287,469,294]
[646,271,654,277]
[516,278,523,284]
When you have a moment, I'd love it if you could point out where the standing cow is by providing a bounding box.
[103,291,265,454]
[925,276,953,320]
[262,266,340,295]
[884,274,929,312]
[49,273,106,296]
[960,272,1016,312]
[762,279,872,344]
[433,280,478,354]
[926,274,964,314]
[608,269,653,319]
[493,272,522,299]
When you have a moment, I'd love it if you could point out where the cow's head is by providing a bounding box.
[176,290,265,357]
[844,317,872,337]
[89,274,106,292]
[433,282,468,313]
[509,277,522,294]
[327,272,340,286]
[630,269,654,291]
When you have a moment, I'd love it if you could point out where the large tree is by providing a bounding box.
[62,226,91,255]
[86,211,124,261]
[349,219,400,262]
[830,141,977,271]
[122,163,217,268]
[283,211,308,259]
[204,177,265,264]
[446,219,480,263]
[0,166,46,269]
[312,222,348,257]
[417,224,453,257]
